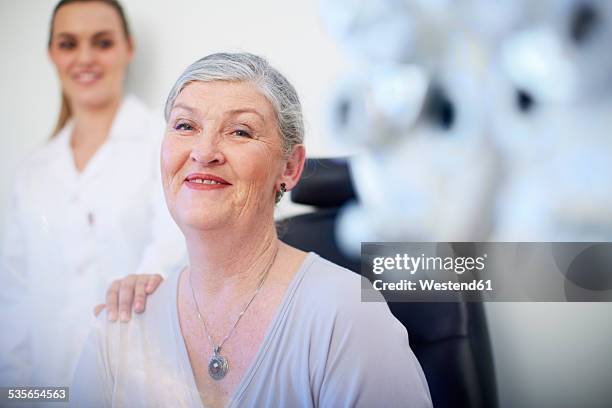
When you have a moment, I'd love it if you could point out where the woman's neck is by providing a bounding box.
[70,97,122,147]
[185,218,280,300]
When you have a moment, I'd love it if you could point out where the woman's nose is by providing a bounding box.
[189,133,226,165]
[76,44,95,65]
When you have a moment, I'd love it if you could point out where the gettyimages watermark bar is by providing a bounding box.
[360,243,612,302]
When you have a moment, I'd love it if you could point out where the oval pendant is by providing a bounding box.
[208,353,229,380]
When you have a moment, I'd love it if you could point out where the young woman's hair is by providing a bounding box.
[48,0,131,137]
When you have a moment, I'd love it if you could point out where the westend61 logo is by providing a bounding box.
[372,253,487,275]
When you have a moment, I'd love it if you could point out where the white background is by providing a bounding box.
[0,1,610,407]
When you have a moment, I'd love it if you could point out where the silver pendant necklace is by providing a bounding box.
[188,247,278,381]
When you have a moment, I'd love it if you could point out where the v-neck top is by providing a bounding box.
[70,253,432,408]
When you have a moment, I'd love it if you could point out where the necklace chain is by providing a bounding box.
[188,247,279,355]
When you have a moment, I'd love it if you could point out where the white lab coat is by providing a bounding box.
[0,95,186,389]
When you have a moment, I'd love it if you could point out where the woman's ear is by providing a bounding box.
[278,144,306,191]
[126,36,135,62]
[48,47,57,65]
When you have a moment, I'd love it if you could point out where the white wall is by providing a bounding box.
[0,1,610,407]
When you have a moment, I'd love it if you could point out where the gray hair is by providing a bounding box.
[164,52,304,156]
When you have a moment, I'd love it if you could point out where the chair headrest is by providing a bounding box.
[291,158,356,208]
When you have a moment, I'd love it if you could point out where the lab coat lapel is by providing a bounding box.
[77,96,138,183]
[53,122,80,190]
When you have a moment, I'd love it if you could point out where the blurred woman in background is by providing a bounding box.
[0,0,184,388]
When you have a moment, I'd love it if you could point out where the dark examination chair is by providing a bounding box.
[278,158,498,408]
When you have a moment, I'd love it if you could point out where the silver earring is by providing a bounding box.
[275,183,287,204]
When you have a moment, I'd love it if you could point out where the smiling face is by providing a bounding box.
[48,1,133,111]
[162,80,303,233]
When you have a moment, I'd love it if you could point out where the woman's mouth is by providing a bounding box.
[72,71,103,85]
[184,173,232,190]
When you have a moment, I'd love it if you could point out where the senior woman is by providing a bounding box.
[70,52,432,408]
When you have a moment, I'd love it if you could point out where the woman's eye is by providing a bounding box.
[175,122,194,132]
[233,129,252,138]
[58,41,76,50]
[96,39,114,49]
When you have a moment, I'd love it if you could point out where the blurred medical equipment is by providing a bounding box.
[492,0,612,240]
[319,0,612,251]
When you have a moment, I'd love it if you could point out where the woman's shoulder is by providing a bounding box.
[291,255,416,378]
[73,268,191,405]
[294,255,432,408]
[300,253,383,299]
[86,269,182,374]
[8,136,67,192]
[95,268,181,339]
[301,253,361,292]
[132,266,184,322]
[297,253,396,324]
[21,126,68,165]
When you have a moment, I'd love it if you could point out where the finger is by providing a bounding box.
[118,275,137,323]
[134,276,148,313]
[106,280,121,322]
[145,274,164,294]
[93,303,106,317]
